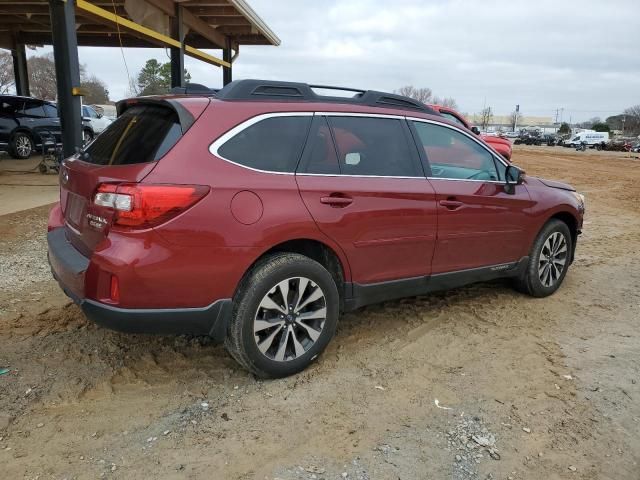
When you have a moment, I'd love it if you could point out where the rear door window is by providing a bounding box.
[23,100,45,117]
[327,116,421,177]
[216,116,311,173]
[297,116,340,175]
[83,104,181,165]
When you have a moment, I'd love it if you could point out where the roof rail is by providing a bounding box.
[214,79,438,114]
[169,83,219,95]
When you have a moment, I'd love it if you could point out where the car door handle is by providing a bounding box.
[439,199,464,210]
[320,195,353,207]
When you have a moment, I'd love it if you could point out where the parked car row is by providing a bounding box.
[0,94,112,159]
[47,79,585,377]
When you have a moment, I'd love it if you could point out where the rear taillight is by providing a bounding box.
[93,183,209,229]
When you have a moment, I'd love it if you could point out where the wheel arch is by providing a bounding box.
[238,238,350,309]
[546,210,579,263]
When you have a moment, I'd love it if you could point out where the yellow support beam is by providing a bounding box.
[75,0,230,68]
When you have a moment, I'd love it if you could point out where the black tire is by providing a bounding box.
[225,253,340,378]
[9,132,33,159]
[82,129,94,146]
[514,219,572,298]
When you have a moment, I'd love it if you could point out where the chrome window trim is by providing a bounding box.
[208,111,313,176]
[208,110,510,181]
[296,173,425,179]
[426,177,505,184]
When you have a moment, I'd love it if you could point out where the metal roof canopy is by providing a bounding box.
[0,0,280,156]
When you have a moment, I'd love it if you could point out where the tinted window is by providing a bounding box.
[83,106,98,118]
[412,121,503,181]
[43,104,58,117]
[218,116,311,173]
[83,104,181,165]
[298,116,340,174]
[328,116,420,177]
[440,112,466,127]
[0,98,21,115]
[23,100,45,117]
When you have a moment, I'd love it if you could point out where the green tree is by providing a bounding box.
[137,59,191,96]
[558,122,570,134]
[80,75,109,104]
[592,122,610,133]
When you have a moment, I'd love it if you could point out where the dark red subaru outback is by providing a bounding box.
[48,80,585,378]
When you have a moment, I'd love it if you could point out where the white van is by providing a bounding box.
[565,131,609,147]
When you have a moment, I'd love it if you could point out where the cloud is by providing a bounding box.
[27,0,640,121]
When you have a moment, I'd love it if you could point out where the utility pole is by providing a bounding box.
[622,115,626,136]
[514,104,519,133]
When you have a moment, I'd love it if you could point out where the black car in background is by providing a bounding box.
[0,95,94,159]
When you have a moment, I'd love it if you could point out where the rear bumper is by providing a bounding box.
[47,228,232,341]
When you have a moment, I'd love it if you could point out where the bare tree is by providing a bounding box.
[27,54,58,100]
[477,106,493,131]
[432,96,458,110]
[395,85,433,104]
[508,110,522,131]
[0,50,14,94]
[623,105,640,134]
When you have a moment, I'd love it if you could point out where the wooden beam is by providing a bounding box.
[143,0,228,49]
[75,0,229,67]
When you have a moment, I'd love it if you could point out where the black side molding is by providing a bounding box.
[82,298,233,342]
[344,257,529,311]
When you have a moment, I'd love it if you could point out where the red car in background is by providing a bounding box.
[429,104,513,161]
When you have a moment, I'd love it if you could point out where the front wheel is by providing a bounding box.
[225,253,340,378]
[10,132,33,159]
[514,219,572,297]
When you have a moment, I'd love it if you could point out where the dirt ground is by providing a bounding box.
[1,145,639,480]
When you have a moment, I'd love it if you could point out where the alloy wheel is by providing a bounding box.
[538,231,568,287]
[253,277,327,362]
[16,135,32,157]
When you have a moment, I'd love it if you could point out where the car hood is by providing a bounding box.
[534,177,576,192]
[481,135,510,146]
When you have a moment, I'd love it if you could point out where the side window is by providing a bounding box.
[1,99,20,115]
[23,100,45,118]
[440,112,466,127]
[412,121,503,181]
[217,116,311,173]
[328,116,421,177]
[297,116,340,174]
[43,104,58,118]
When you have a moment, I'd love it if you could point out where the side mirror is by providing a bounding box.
[96,113,103,119]
[82,116,90,121]
[471,126,481,135]
[345,152,361,166]
[504,164,525,194]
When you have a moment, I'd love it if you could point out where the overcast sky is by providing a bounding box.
[30,0,639,122]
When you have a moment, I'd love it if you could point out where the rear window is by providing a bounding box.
[83,104,181,165]
[217,116,311,172]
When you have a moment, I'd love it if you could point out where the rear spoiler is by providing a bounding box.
[115,97,198,133]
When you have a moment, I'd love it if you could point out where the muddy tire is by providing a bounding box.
[514,219,572,298]
[9,132,33,159]
[225,253,340,378]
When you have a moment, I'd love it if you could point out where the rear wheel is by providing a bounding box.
[514,219,572,297]
[225,253,340,378]
[9,132,33,159]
